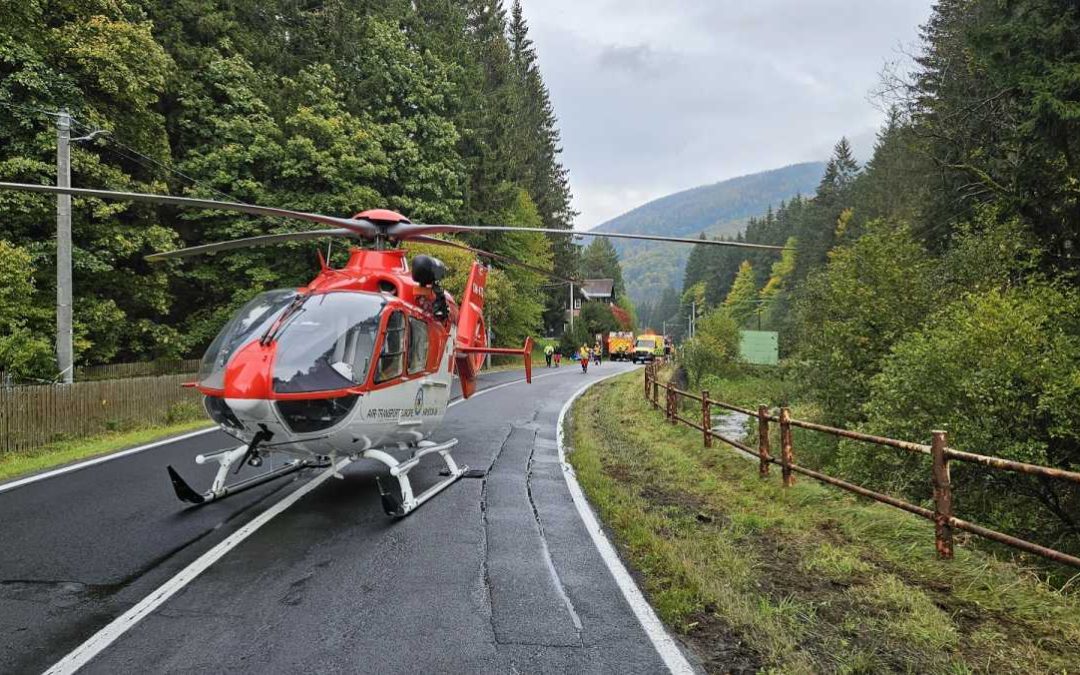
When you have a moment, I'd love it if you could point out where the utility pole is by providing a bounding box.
[568,282,574,332]
[54,111,107,384]
[56,110,73,384]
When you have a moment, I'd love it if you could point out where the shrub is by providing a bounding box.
[846,282,1080,552]
[680,309,740,385]
[792,221,938,427]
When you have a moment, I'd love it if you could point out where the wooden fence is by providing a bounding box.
[0,359,202,387]
[643,364,1080,569]
[75,358,202,381]
[0,373,203,455]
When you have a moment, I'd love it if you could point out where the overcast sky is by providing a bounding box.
[518,0,935,229]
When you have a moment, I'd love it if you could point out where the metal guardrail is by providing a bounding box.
[643,364,1080,569]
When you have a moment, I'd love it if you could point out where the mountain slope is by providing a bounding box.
[593,162,825,305]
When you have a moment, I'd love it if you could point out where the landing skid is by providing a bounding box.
[361,439,465,517]
[167,445,326,505]
[166,438,466,517]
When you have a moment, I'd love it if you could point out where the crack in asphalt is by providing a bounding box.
[477,425,516,646]
[478,418,583,650]
[524,427,584,644]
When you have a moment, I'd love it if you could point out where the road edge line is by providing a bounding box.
[556,369,696,675]
[0,427,217,494]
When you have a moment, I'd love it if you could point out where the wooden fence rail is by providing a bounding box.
[75,359,202,381]
[643,363,1080,569]
[0,373,203,455]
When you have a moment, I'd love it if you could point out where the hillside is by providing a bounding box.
[593,162,825,305]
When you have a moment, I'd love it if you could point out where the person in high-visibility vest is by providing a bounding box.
[578,345,590,373]
[544,343,554,368]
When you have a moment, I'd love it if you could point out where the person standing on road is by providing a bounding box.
[544,343,554,368]
[579,345,590,373]
[553,345,562,367]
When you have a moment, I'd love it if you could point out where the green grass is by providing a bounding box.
[0,419,212,483]
[567,372,1080,673]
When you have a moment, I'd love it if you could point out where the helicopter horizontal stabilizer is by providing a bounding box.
[457,336,534,385]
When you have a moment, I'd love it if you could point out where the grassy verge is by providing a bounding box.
[568,372,1080,673]
[0,419,212,483]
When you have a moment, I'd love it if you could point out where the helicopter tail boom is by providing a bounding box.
[452,261,535,396]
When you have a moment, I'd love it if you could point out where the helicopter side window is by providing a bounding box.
[407,317,429,375]
[375,311,406,383]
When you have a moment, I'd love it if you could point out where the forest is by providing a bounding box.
[0,0,578,381]
[666,0,1080,557]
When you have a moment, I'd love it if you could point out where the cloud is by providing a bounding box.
[596,44,664,78]
[518,0,935,229]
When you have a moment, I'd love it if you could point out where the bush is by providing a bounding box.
[166,400,203,425]
[846,283,1080,552]
[679,309,741,385]
[792,221,938,427]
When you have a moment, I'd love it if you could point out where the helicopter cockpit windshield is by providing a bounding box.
[272,292,386,393]
[198,289,299,390]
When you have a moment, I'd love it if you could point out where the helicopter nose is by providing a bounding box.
[222,340,275,399]
[226,397,275,423]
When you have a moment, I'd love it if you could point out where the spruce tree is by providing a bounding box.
[724,260,758,327]
[579,238,626,298]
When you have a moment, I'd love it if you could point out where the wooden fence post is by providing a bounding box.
[667,385,677,425]
[644,365,650,399]
[779,407,795,487]
[701,390,711,447]
[931,430,954,559]
[757,405,771,477]
[652,379,659,409]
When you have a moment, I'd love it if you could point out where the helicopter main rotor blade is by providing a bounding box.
[145,229,356,262]
[409,236,582,284]
[0,182,379,236]
[389,222,791,251]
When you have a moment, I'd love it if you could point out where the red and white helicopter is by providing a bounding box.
[0,181,785,516]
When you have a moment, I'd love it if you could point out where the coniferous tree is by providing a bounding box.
[579,238,625,298]
[723,260,758,327]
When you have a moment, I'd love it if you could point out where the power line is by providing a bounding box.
[0,100,65,118]
[1,103,241,203]
[70,117,241,203]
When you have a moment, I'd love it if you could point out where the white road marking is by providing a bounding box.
[42,457,352,675]
[448,368,564,408]
[556,369,696,675]
[42,368,563,674]
[0,427,218,494]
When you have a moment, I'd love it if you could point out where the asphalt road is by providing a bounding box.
[0,362,680,674]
